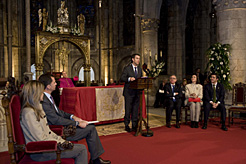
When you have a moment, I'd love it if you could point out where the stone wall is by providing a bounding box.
[0,92,8,152]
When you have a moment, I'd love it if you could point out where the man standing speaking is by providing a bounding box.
[120,54,142,132]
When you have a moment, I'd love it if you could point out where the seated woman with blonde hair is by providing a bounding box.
[20,80,87,163]
[185,74,203,128]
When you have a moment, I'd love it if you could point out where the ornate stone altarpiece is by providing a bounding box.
[35,31,91,86]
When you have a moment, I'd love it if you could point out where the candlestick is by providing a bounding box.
[160,50,162,58]
[99,0,102,8]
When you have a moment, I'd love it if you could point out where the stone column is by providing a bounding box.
[214,0,246,84]
[24,0,32,80]
[135,0,141,54]
[108,0,113,84]
[83,63,91,86]
[141,18,159,70]
[167,4,183,80]
[7,0,12,76]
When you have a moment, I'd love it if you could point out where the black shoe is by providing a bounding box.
[202,123,207,129]
[176,123,180,128]
[99,157,111,164]
[195,122,199,128]
[125,126,132,132]
[221,125,228,131]
[132,127,137,132]
[90,157,111,164]
[166,122,171,128]
[191,121,194,128]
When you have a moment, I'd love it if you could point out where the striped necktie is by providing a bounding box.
[50,96,59,113]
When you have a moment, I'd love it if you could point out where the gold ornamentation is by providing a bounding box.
[141,19,159,32]
[56,47,70,70]
[57,1,69,26]
[40,37,48,45]
[35,31,90,80]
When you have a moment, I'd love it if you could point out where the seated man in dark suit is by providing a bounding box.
[202,73,228,131]
[39,74,111,164]
[164,75,183,128]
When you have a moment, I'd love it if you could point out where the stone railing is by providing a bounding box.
[0,90,8,152]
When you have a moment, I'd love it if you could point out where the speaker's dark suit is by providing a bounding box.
[203,82,226,123]
[164,83,183,124]
[120,64,142,129]
[42,94,104,160]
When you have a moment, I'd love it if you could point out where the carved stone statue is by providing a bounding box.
[56,47,70,71]
[77,13,85,35]
[42,8,48,31]
[57,1,69,26]
[38,9,42,27]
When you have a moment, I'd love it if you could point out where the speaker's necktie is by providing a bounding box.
[213,85,216,102]
[134,67,137,78]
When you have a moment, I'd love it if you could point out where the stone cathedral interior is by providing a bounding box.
[0,0,246,163]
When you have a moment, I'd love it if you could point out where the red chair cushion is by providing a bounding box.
[26,141,57,153]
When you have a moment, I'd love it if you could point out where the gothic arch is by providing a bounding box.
[35,31,91,86]
[117,56,132,82]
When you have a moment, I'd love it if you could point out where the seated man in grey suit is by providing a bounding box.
[39,74,110,164]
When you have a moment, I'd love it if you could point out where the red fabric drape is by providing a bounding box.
[59,85,146,123]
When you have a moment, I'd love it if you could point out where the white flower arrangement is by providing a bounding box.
[206,43,232,90]
[46,21,59,33]
[143,61,165,78]
[71,25,83,36]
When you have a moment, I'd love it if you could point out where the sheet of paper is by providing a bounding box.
[88,121,99,124]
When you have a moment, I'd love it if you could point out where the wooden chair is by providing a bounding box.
[1,92,75,164]
[184,105,203,125]
[228,82,246,127]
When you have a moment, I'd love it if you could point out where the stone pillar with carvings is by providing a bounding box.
[83,63,91,86]
[35,63,44,78]
[141,18,159,71]
[214,0,246,84]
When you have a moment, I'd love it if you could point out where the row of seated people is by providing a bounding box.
[4,73,111,164]
[155,73,228,131]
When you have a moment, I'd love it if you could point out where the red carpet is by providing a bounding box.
[84,123,246,164]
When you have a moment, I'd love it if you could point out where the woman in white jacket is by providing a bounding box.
[185,74,203,128]
[20,80,87,163]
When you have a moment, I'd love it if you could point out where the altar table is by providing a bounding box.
[59,85,146,124]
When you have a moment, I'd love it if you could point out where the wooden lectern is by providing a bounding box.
[129,77,154,136]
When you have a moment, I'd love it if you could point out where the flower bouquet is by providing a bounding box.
[205,43,232,90]
[142,61,165,78]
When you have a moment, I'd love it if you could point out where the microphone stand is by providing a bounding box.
[142,78,153,137]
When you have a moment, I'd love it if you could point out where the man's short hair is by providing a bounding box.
[39,73,53,89]
[131,53,140,63]
[210,73,218,79]
[170,75,176,78]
